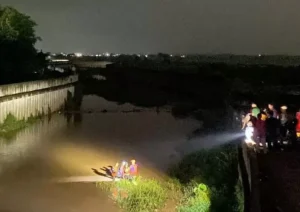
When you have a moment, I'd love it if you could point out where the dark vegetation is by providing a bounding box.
[0,113,42,140]
[80,56,300,212]
[0,5,62,85]
[1,5,300,212]
[97,144,242,212]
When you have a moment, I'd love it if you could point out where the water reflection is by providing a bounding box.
[0,114,71,175]
[0,94,201,212]
[74,95,199,171]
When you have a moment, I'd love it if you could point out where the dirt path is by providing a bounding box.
[258,146,300,212]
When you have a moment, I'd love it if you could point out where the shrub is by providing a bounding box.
[234,179,244,212]
[98,177,167,212]
[177,183,211,212]
[169,144,240,212]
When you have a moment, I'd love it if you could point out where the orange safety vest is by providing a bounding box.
[129,164,138,176]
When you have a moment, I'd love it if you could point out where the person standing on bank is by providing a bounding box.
[266,110,280,149]
[255,112,268,153]
[279,105,288,145]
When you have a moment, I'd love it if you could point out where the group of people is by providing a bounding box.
[242,103,300,153]
[110,159,138,180]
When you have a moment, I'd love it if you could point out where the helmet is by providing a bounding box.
[251,108,260,118]
[281,105,288,110]
[251,103,257,108]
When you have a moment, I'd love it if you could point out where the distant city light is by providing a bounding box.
[75,53,83,57]
[145,54,148,58]
[258,54,262,57]
[51,59,69,62]
[170,54,173,57]
[137,54,141,57]
[181,55,186,58]
[105,52,110,57]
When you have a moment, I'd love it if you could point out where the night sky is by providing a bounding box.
[2,0,300,55]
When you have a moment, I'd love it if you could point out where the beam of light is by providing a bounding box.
[53,176,119,183]
[176,131,245,156]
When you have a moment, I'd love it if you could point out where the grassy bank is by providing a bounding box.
[0,113,42,140]
[97,144,243,212]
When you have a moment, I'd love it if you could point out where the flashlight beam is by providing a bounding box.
[53,176,120,183]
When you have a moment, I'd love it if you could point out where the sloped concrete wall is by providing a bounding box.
[0,75,78,123]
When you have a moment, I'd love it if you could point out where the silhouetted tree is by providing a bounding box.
[0,5,43,83]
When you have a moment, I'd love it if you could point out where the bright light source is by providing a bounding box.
[170,54,173,57]
[244,126,255,145]
[105,52,110,57]
[75,53,83,57]
[145,54,148,58]
[51,59,69,62]
[258,54,261,57]
[181,55,186,58]
[245,139,256,145]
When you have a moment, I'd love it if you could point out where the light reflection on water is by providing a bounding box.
[0,95,200,212]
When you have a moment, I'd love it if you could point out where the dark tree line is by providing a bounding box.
[0,5,47,84]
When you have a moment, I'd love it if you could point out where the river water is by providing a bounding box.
[0,95,200,212]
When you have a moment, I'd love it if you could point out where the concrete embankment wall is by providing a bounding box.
[239,142,261,212]
[0,75,78,123]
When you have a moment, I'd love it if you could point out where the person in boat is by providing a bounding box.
[129,159,138,178]
[116,161,128,179]
[110,162,119,179]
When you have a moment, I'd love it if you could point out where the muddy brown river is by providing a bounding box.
[0,95,200,212]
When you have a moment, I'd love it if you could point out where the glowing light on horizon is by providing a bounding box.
[75,53,83,57]
[51,59,69,62]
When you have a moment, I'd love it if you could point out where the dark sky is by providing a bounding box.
[2,0,300,55]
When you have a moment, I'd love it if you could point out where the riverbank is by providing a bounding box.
[258,147,300,212]
[97,144,243,212]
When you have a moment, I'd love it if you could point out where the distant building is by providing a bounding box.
[48,57,76,73]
